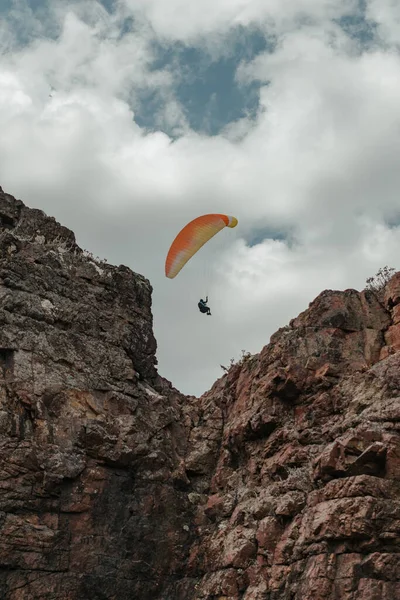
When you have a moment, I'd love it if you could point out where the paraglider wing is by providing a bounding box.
[165,214,238,279]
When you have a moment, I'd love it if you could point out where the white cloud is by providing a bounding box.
[0,0,400,395]
[366,0,400,45]
[122,0,358,44]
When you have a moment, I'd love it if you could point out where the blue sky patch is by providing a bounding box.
[335,0,377,47]
[135,30,269,136]
[245,227,291,248]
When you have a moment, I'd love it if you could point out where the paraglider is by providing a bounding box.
[198,296,211,315]
[165,213,238,316]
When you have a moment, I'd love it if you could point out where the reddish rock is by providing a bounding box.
[186,277,400,599]
[221,526,257,568]
[204,493,236,521]
[313,431,387,481]
[256,516,282,557]
[0,185,400,599]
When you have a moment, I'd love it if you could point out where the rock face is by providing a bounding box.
[186,283,400,600]
[0,186,196,599]
[0,185,399,599]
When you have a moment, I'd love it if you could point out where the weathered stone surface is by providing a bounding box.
[0,185,399,599]
[0,187,197,600]
[186,280,400,599]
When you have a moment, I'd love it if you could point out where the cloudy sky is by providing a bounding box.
[1,0,400,396]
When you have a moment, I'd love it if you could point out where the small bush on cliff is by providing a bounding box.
[220,349,253,372]
[365,266,395,292]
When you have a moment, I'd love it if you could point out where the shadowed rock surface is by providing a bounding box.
[0,186,197,599]
[0,185,399,599]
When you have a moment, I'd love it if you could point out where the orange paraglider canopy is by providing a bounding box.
[165,213,238,279]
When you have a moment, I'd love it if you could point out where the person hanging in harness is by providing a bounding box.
[198,296,211,315]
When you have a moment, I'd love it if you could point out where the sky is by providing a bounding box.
[1,0,400,396]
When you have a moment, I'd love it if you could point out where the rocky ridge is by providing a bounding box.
[0,185,399,599]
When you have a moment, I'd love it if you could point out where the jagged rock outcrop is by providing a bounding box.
[0,185,399,599]
[187,280,400,599]
[0,186,197,599]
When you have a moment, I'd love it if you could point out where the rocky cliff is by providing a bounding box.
[0,186,196,599]
[0,186,399,600]
[188,283,400,599]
